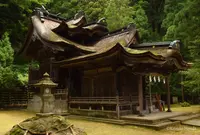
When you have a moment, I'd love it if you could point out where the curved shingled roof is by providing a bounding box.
[20,8,190,71]
[55,43,189,70]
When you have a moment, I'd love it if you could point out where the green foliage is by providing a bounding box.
[104,0,150,41]
[181,61,200,95]
[144,0,165,40]
[131,0,150,41]
[13,64,29,86]
[104,0,133,31]
[0,0,50,50]
[161,0,200,96]
[169,73,182,96]
[47,0,79,19]
[0,33,28,90]
[78,0,108,22]
[180,101,190,107]
[0,33,14,67]
[0,66,17,89]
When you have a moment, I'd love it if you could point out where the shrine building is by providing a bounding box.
[19,8,190,118]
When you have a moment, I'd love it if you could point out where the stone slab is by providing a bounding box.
[182,119,200,127]
[67,115,180,130]
[169,113,200,121]
[121,111,189,121]
[36,113,55,117]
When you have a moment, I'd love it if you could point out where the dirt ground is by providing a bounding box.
[0,105,200,135]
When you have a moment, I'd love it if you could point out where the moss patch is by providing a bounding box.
[5,115,87,135]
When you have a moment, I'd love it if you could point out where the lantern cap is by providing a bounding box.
[33,72,58,87]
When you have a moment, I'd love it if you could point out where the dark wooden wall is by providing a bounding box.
[67,68,140,98]
[81,72,115,97]
[118,69,139,97]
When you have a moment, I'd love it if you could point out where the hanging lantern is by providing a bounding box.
[158,76,161,82]
[149,75,152,82]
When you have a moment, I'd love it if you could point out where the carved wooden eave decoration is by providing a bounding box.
[19,7,190,73]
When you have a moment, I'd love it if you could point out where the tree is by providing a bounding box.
[47,0,79,19]
[78,0,108,22]
[131,0,150,41]
[0,33,28,90]
[0,32,14,67]
[104,0,150,41]
[0,0,50,51]
[163,0,200,96]
[104,0,133,31]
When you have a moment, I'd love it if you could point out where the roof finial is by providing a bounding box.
[74,11,85,19]
[97,17,107,26]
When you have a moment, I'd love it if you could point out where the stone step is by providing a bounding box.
[169,113,200,122]
[122,118,171,125]
[66,115,180,130]
[182,119,200,127]
[66,115,126,125]
[125,121,180,130]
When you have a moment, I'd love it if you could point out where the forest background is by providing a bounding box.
[0,0,200,102]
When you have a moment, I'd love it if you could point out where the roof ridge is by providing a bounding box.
[99,25,137,40]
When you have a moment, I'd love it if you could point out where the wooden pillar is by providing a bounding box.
[114,72,120,119]
[138,75,144,116]
[116,95,120,119]
[91,78,94,97]
[166,76,172,112]
[181,75,184,102]
[149,82,153,113]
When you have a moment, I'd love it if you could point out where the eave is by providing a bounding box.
[54,43,189,71]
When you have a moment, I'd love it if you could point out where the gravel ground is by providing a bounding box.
[1,106,200,135]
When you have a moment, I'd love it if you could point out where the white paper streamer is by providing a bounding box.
[163,78,165,84]
[153,76,156,82]
[149,76,152,82]
[158,76,160,82]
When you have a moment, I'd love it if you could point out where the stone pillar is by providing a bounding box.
[33,73,58,113]
[41,88,55,113]
[166,76,172,112]
[138,75,144,116]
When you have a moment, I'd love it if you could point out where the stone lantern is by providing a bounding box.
[33,72,58,113]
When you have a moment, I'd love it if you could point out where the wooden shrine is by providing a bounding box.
[19,7,190,119]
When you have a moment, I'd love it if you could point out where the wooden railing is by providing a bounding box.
[69,96,138,104]
[54,89,68,100]
[0,90,33,108]
[69,96,121,104]
[69,96,138,112]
